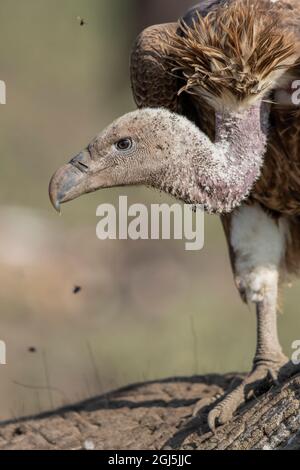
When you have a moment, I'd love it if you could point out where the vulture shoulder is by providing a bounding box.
[130,23,179,112]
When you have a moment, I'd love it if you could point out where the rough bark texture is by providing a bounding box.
[0,372,299,450]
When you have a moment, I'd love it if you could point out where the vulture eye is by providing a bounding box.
[115,138,133,151]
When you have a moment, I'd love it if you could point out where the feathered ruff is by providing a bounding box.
[160,0,298,110]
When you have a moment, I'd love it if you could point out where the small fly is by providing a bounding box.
[73,286,82,295]
[76,16,87,27]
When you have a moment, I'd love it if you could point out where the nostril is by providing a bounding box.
[70,152,89,173]
[77,161,89,169]
[77,161,89,173]
[70,152,84,164]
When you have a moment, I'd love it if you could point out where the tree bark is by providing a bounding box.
[0,372,299,450]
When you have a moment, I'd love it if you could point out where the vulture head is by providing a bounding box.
[50,105,268,214]
[49,108,187,212]
[49,0,299,214]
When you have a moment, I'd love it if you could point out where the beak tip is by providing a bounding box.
[54,201,61,214]
[49,174,62,214]
[49,188,62,214]
[50,199,62,215]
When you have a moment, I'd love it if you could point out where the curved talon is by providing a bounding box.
[208,404,234,432]
[207,409,218,433]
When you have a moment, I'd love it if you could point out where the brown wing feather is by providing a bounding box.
[130,23,179,112]
[252,107,300,215]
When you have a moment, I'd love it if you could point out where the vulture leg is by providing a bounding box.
[207,204,289,430]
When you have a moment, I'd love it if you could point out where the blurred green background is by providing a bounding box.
[0,0,299,420]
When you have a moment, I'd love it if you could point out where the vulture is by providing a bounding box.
[49,0,300,430]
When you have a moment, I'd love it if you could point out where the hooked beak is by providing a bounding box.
[49,151,92,213]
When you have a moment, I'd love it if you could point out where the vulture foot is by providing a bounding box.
[206,357,288,432]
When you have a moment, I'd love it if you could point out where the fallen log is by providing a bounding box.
[0,372,299,450]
